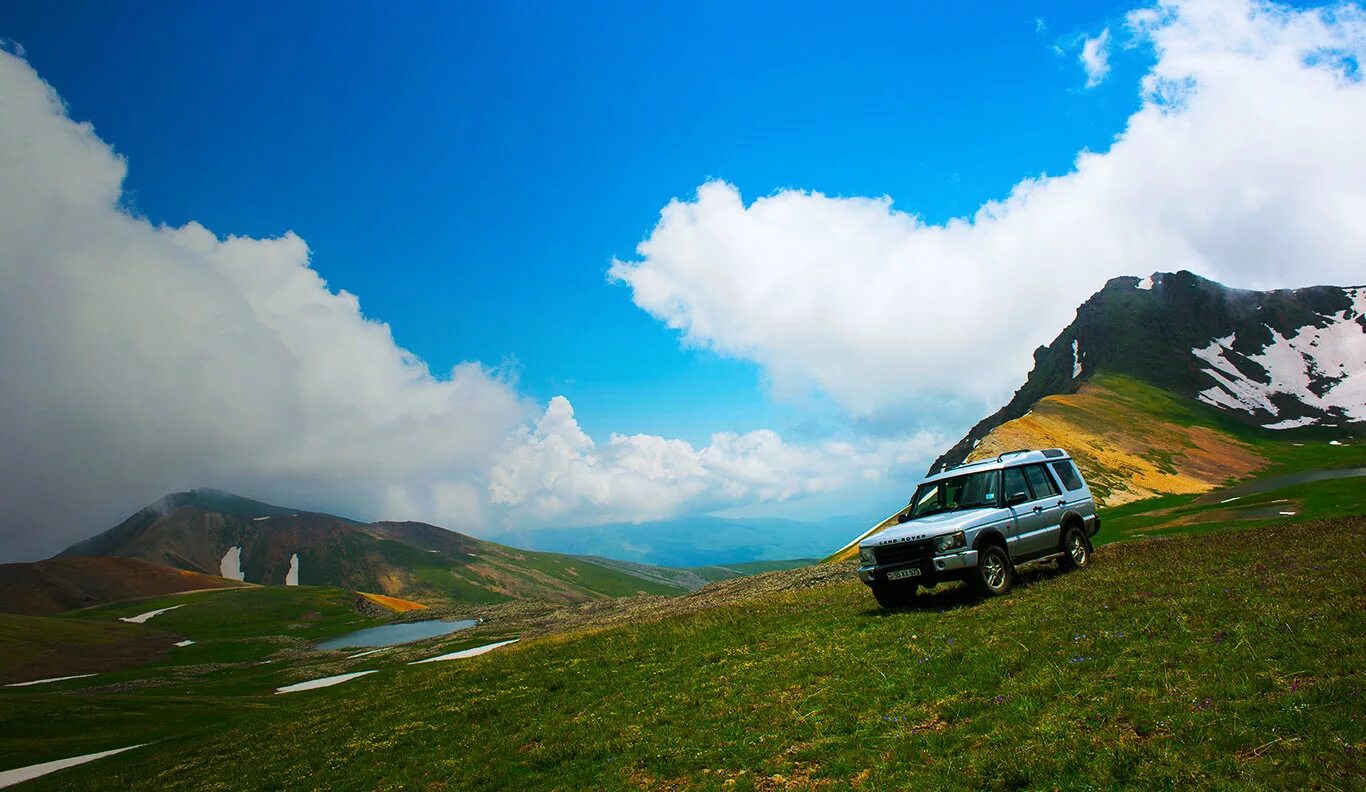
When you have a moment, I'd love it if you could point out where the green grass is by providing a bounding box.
[1101,474,1366,546]
[8,516,1363,790]
[690,559,821,582]
[0,614,173,685]
[68,585,381,643]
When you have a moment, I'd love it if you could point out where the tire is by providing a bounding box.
[871,581,916,609]
[1059,525,1091,571]
[971,544,1013,597]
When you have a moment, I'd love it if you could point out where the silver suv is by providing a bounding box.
[856,449,1099,608]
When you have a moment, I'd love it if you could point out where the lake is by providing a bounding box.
[316,619,477,650]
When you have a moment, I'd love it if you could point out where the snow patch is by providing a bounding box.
[219,546,244,581]
[1329,440,1344,446]
[0,745,145,788]
[1263,416,1317,430]
[275,670,377,694]
[4,673,97,688]
[253,516,271,521]
[346,648,387,660]
[1071,339,1082,378]
[409,638,520,665]
[119,604,184,624]
[1190,294,1366,421]
[1136,274,1154,290]
[285,553,300,586]
[173,640,194,647]
[1279,511,1297,515]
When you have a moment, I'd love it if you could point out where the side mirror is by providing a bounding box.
[896,511,911,523]
[1006,491,1029,506]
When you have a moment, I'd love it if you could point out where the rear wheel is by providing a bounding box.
[871,581,916,609]
[1059,526,1090,571]
[971,544,1013,597]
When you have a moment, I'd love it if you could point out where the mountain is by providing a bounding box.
[495,514,875,568]
[934,271,1365,505]
[55,489,702,608]
[0,556,246,616]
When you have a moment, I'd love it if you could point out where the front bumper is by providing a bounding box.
[857,549,978,586]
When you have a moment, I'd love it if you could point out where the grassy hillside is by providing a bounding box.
[4,514,1363,790]
[965,373,1364,504]
[0,615,176,685]
[966,374,1266,505]
[0,556,246,616]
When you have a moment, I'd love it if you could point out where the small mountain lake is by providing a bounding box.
[316,619,477,650]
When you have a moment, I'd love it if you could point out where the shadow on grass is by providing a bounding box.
[861,557,1081,616]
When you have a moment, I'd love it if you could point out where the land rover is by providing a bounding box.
[856,449,1099,608]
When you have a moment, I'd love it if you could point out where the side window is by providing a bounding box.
[1023,465,1059,499]
[1002,467,1028,501]
[1051,460,1083,491]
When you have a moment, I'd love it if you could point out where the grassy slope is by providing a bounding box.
[0,556,246,616]
[7,516,1363,790]
[970,373,1365,503]
[66,586,382,642]
[690,559,821,582]
[0,615,176,685]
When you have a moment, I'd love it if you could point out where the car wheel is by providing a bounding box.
[871,582,916,609]
[1059,526,1090,571]
[972,544,1013,597]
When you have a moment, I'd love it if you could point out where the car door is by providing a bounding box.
[1021,464,1065,555]
[1000,466,1037,557]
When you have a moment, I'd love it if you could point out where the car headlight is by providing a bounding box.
[858,546,876,565]
[934,531,966,553]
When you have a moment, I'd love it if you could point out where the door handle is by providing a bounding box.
[1032,505,1043,513]
[1057,499,1065,507]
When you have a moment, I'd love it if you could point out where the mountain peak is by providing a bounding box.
[933,273,1365,474]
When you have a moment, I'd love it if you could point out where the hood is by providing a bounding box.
[860,508,1000,548]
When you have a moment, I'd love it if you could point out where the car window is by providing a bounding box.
[907,469,1000,518]
[1024,465,1059,499]
[1002,467,1028,501]
[1050,460,1083,491]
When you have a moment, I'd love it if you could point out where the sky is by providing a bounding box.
[1,0,1364,560]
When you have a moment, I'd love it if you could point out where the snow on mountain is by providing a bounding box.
[1191,288,1366,427]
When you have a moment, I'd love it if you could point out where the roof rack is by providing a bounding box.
[995,448,1033,462]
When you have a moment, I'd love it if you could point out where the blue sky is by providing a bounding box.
[1,0,1142,445]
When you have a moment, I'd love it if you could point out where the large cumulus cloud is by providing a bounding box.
[610,0,1366,415]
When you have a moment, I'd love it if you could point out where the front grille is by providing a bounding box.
[873,539,933,567]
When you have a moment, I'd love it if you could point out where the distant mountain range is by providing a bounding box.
[493,513,875,568]
[0,489,825,616]
[20,489,774,614]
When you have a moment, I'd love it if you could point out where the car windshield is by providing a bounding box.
[905,470,1000,519]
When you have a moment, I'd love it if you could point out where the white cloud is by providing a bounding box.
[0,50,532,559]
[0,49,936,558]
[1081,27,1113,86]
[611,0,1366,417]
[487,397,941,528]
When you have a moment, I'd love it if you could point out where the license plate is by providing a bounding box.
[887,567,921,581]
